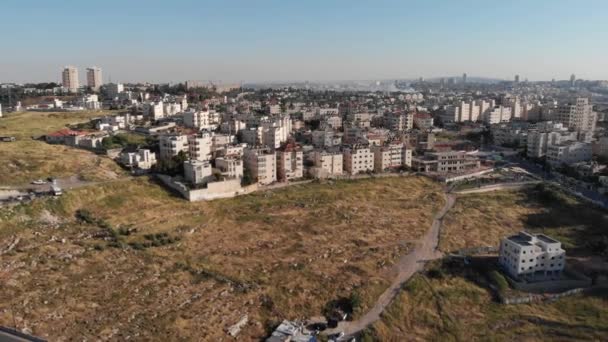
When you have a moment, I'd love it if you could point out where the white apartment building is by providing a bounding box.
[556,98,597,134]
[263,126,282,149]
[120,149,157,170]
[188,131,213,161]
[343,145,374,175]
[484,106,512,124]
[163,102,182,116]
[159,134,189,161]
[526,122,577,158]
[215,157,244,179]
[183,109,212,130]
[243,147,277,185]
[310,150,343,178]
[62,66,79,92]
[184,160,213,185]
[499,231,566,278]
[86,66,102,91]
[372,143,412,172]
[276,147,303,181]
[241,127,264,146]
[546,141,592,166]
[143,101,164,121]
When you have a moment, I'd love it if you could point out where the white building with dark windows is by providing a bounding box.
[499,231,566,279]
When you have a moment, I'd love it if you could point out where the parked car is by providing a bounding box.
[31,179,47,185]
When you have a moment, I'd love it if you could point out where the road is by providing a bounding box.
[325,192,457,338]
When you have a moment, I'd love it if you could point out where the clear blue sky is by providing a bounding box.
[1,0,607,83]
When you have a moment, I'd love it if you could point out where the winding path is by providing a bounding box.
[325,192,457,338]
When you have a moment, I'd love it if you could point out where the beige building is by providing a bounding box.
[86,66,102,91]
[412,151,480,173]
[244,147,277,185]
[556,98,597,134]
[159,134,189,161]
[62,66,79,92]
[183,109,213,130]
[343,145,374,175]
[372,143,412,172]
[120,149,157,170]
[310,150,343,178]
[276,145,303,181]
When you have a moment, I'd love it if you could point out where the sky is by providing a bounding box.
[1,0,607,84]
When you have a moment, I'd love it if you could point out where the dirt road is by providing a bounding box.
[326,193,457,338]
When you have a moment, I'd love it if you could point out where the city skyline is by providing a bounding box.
[1,0,608,83]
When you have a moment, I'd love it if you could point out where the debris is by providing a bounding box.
[227,314,248,337]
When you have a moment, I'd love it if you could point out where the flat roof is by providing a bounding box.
[537,234,559,244]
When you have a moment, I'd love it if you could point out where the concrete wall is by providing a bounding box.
[156,175,258,202]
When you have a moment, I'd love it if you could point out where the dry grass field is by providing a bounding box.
[439,185,608,254]
[365,185,608,341]
[369,273,608,341]
[0,175,444,340]
[0,111,125,186]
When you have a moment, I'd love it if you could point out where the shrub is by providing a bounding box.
[75,209,95,224]
[488,270,509,293]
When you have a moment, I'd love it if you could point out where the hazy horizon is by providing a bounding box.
[2,0,608,84]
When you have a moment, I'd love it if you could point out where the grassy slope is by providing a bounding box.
[0,176,444,341]
[367,186,608,341]
[0,111,125,186]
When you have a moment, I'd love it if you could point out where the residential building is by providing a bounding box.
[343,145,374,175]
[372,143,412,172]
[310,150,343,178]
[546,141,592,166]
[120,149,157,170]
[499,231,565,278]
[414,112,434,130]
[183,109,213,130]
[243,147,277,185]
[188,131,213,161]
[491,121,530,147]
[62,66,79,92]
[276,144,303,181]
[485,106,512,124]
[184,160,213,185]
[105,83,124,98]
[312,129,342,148]
[159,134,189,161]
[384,112,413,131]
[143,101,164,121]
[86,66,102,91]
[556,98,597,134]
[215,156,244,179]
[526,122,577,158]
[412,151,480,173]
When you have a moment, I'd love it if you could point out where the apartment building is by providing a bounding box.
[310,150,343,178]
[183,109,213,130]
[499,231,565,278]
[491,121,530,147]
[62,66,79,92]
[414,112,434,130]
[484,106,512,124]
[184,160,213,185]
[276,145,304,181]
[311,129,341,148]
[243,147,277,185]
[372,143,412,172]
[546,141,592,166]
[343,145,374,175]
[143,101,164,121]
[556,98,597,134]
[412,151,480,173]
[188,131,213,161]
[159,134,189,160]
[384,112,414,131]
[526,122,577,158]
[86,66,102,91]
[215,156,244,179]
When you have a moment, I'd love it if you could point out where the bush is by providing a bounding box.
[488,270,509,293]
[75,209,95,224]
